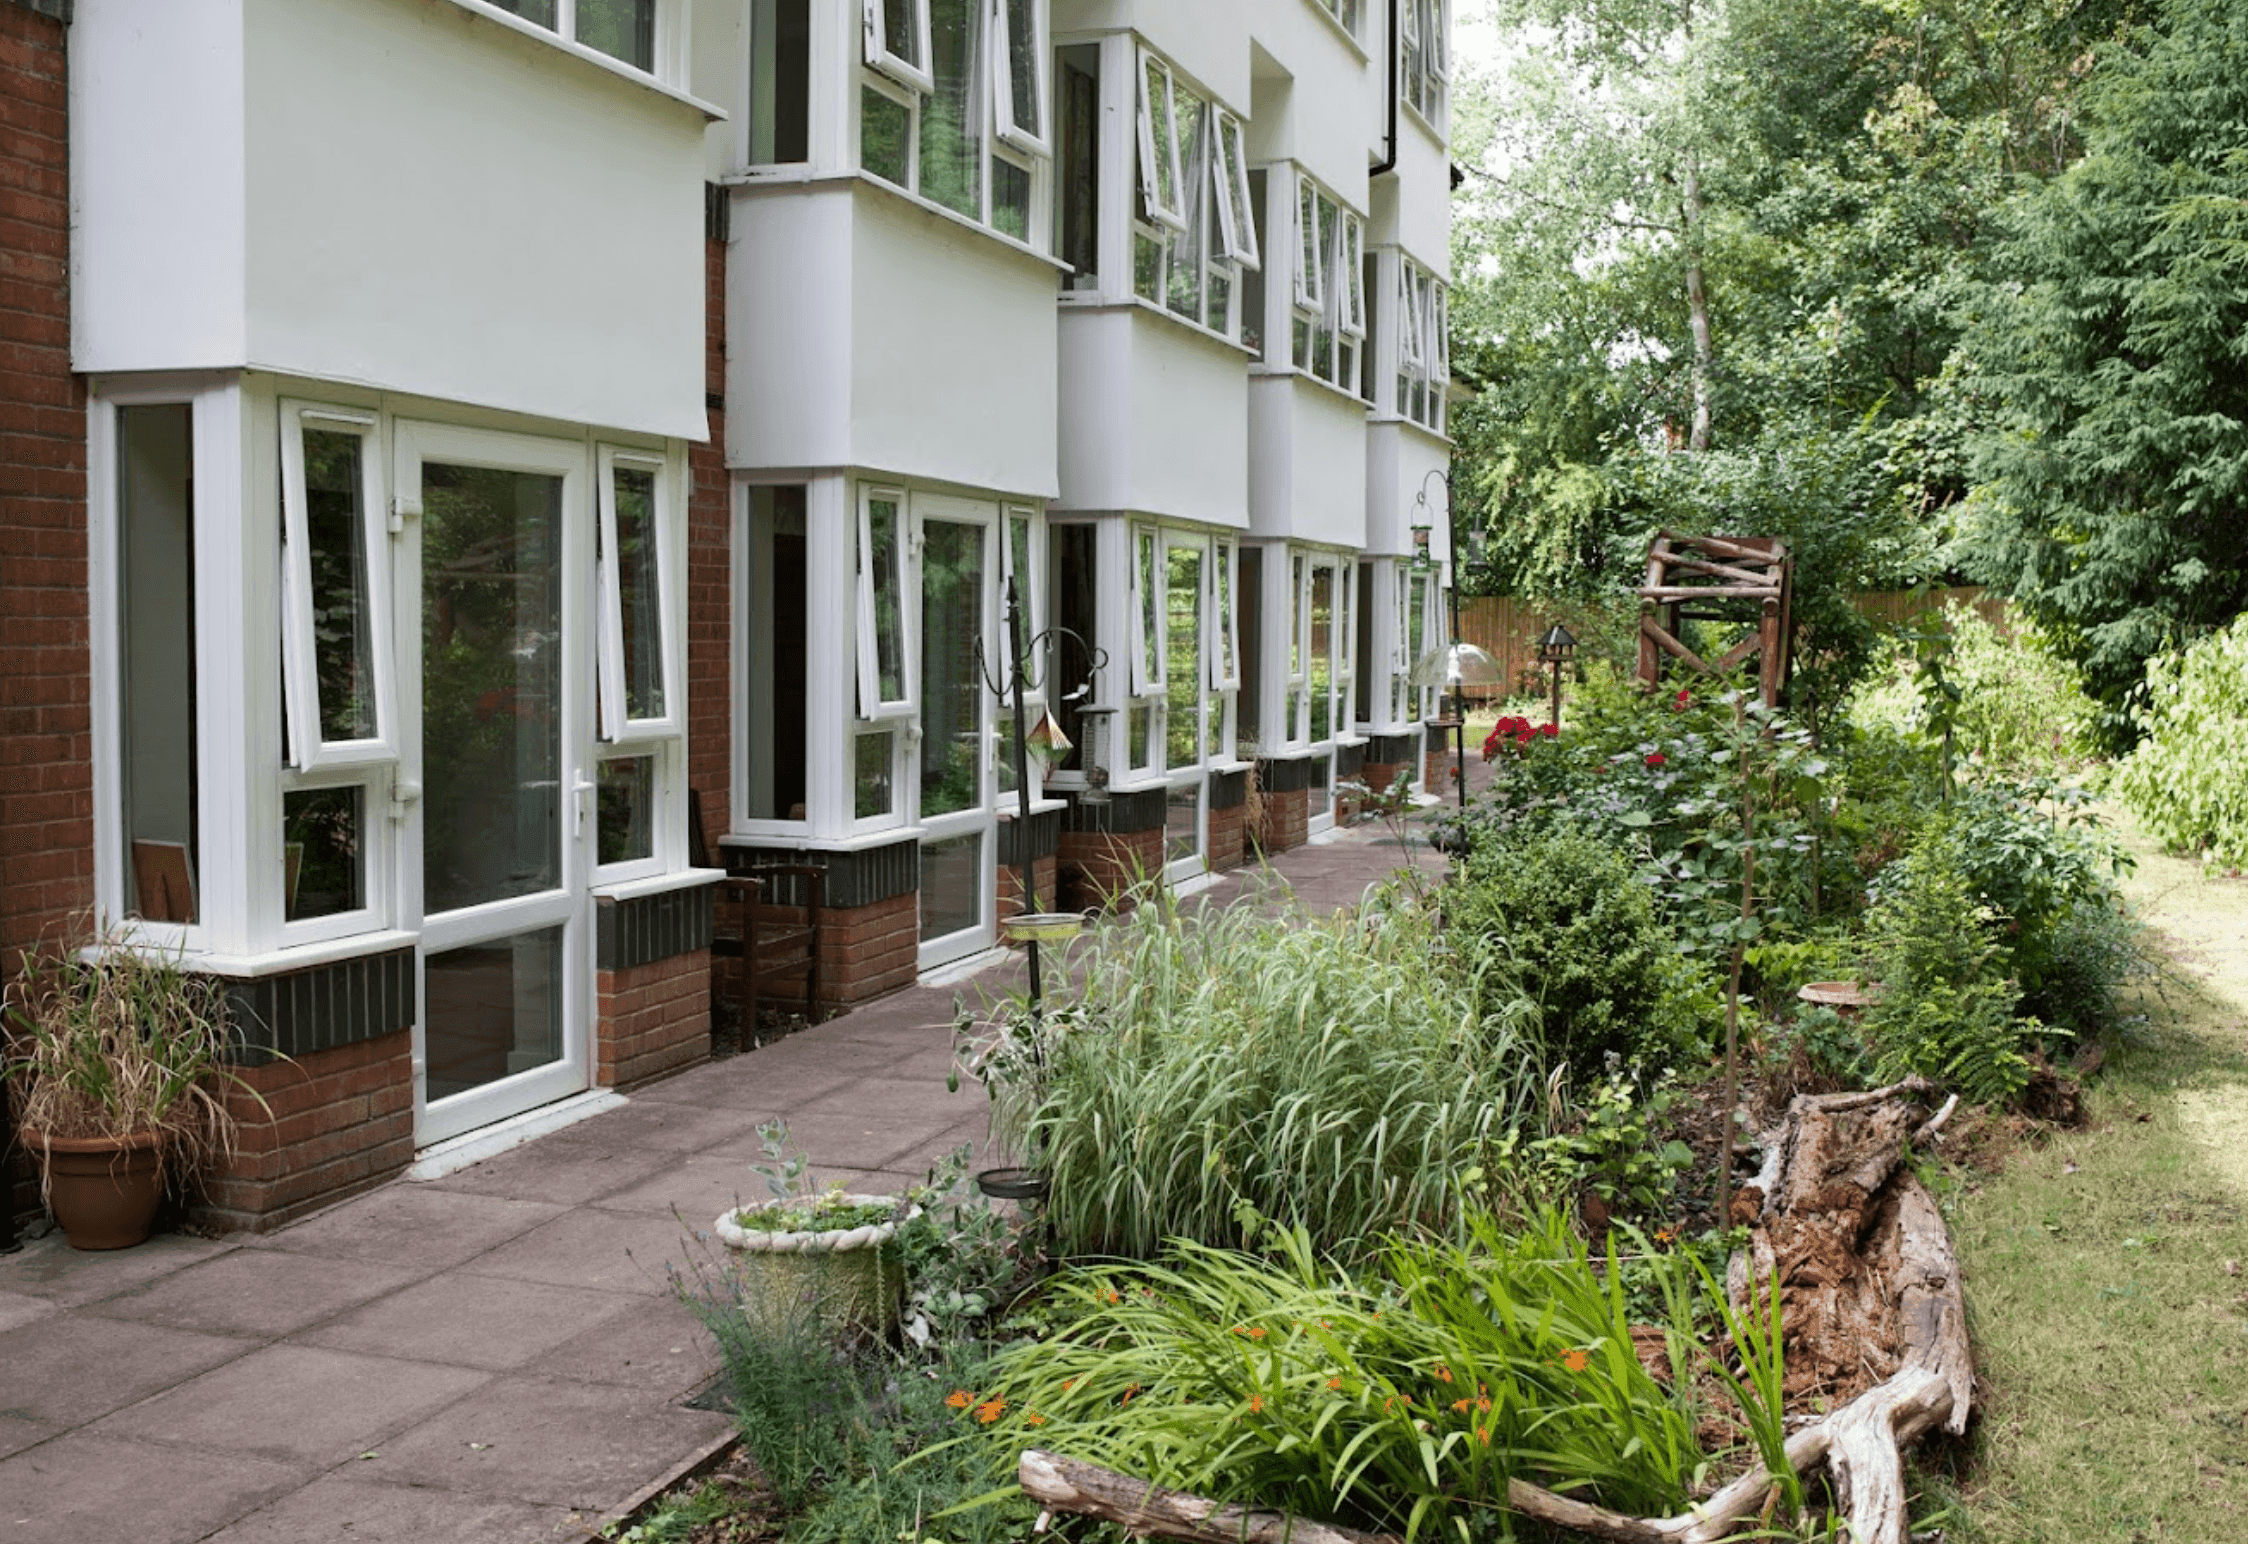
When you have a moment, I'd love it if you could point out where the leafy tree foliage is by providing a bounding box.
[1954,0,2248,747]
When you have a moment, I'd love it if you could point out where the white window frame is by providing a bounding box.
[1210,538,1241,691]
[1130,53,1246,339]
[279,400,396,776]
[1212,112,1260,271]
[1293,173,1366,389]
[996,504,1048,799]
[864,0,934,92]
[1135,48,1187,232]
[856,484,917,722]
[991,0,1049,155]
[1396,256,1449,432]
[595,445,681,745]
[1127,523,1166,698]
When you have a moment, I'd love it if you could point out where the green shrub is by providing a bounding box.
[1849,600,2099,777]
[989,893,1546,1262]
[2113,614,2248,867]
[1449,826,1713,1076]
[967,1211,1775,1539]
[1860,831,2032,1105]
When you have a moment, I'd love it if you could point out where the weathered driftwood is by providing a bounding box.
[1019,1083,1970,1544]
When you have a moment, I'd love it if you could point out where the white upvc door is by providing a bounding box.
[393,423,595,1146]
[913,494,998,971]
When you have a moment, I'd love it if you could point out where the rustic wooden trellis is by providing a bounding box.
[1635,530,1795,706]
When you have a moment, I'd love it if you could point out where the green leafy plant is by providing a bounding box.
[1851,600,2098,780]
[977,889,1545,1262]
[893,1145,1026,1353]
[727,1119,898,1234]
[1534,1071,1697,1221]
[2113,613,2248,868]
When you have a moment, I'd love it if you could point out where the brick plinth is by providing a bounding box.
[1361,760,1411,800]
[199,1032,416,1233]
[1425,748,1458,799]
[597,948,711,1090]
[995,856,1061,920]
[1208,802,1246,872]
[816,890,919,1006]
[1258,787,1310,855]
[1058,829,1164,911]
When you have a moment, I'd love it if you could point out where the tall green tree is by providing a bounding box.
[1955,0,2248,747]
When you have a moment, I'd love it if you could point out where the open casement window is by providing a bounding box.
[1212,113,1259,270]
[1135,49,1186,232]
[595,448,678,744]
[1210,539,1241,691]
[1396,258,1448,431]
[991,0,1046,154]
[995,507,1046,799]
[855,486,914,720]
[280,402,396,775]
[1127,524,1165,697]
[1294,177,1325,311]
[1403,0,1448,122]
[864,0,933,91]
[1291,176,1364,389]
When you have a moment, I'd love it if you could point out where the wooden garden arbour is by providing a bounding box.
[1635,530,1795,706]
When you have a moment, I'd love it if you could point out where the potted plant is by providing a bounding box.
[2,920,251,1250]
[713,1120,915,1337]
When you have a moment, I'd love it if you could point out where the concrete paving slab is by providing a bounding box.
[547,1096,765,1152]
[362,1374,733,1512]
[0,1291,56,1336]
[620,1051,861,1109]
[80,1248,426,1340]
[0,1416,56,1463]
[415,1133,682,1208]
[201,1472,590,1544]
[515,1293,720,1397]
[0,1314,254,1428]
[0,1230,237,1307]
[0,1432,308,1544]
[296,1273,649,1372]
[716,1074,974,1172]
[87,1343,490,1466]
[248,1185,565,1272]
[457,1206,699,1296]
[586,1149,768,1226]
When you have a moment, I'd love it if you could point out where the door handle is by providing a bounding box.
[573,778,597,837]
[388,776,422,822]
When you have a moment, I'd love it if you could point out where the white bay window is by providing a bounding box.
[1291,174,1365,392]
[1133,47,1257,338]
[860,0,1047,245]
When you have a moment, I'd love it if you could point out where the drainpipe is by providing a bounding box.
[1370,0,1401,177]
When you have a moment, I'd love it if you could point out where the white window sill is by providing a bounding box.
[850,173,1074,274]
[1368,409,1454,448]
[721,826,927,854]
[592,867,725,903]
[997,796,1072,818]
[1250,363,1375,415]
[171,929,425,982]
[1060,294,1260,362]
[442,0,725,122]
[1404,99,1448,148]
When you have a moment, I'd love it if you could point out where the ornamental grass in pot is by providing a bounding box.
[2,920,251,1250]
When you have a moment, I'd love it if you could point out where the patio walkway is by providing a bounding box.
[0,766,1484,1542]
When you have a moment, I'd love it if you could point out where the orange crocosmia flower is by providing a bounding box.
[1249,1327,1268,1340]
[945,1390,972,1409]
[1026,1412,1046,1427]
[1326,1377,1342,1391]
[1249,1395,1265,1413]
[1434,1364,1453,1382]
[1477,1396,1492,1413]
[1062,1379,1076,1392]
[1121,1383,1140,1404]
[1562,1349,1591,1373]
[1476,1426,1492,1446]
[975,1399,1005,1424]
[1452,1398,1471,1414]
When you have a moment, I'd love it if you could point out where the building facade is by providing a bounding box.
[1,0,1453,1232]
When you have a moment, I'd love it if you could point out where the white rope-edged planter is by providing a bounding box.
[714,1195,911,1254]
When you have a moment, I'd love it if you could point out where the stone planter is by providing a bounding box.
[714,1195,912,1336]
[29,1129,164,1250]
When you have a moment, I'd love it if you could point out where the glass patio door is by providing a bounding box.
[395,425,593,1146]
[915,499,996,969]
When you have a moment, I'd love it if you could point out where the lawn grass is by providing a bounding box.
[1934,814,2248,1540]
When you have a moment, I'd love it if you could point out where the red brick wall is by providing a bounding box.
[1258,787,1310,855]
[1362,760,1410,799]
[689,220,731,858]
[1058,828,1164,911]
[816,891,918,1006]
[1208,802,1246,872]
[200,1031,416,1234]
[995,856,1060,921]
[597,948,711,1090]
[1425,748,1456,800]
[0,3,90,982]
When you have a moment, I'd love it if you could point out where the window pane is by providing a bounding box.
[883,0,920,68]
[1165,544,1202,769]
[488,0,558,30]
[920,831,982,941]
[1216,546,1236,681]
[302,428,378,745]
[992,154,1031,242]
[1165,783,1200,865]
[1310,566,1334,742]
[1137,530,1161,689]
[920,0,984,220]
[575,0,655,71]
[749,0,811,163]
[920,519,985,818]
[867,496,907,701]
[746,487,809,822]
[1165,94,1207,319]
[862,86,911,186]
[420,463,562,915]
[1128,702,1153,771]
[284,786,362,922]
[1050,523,1096,774]
[1058,48,1101,278]
[1003,0,1039,138]
[1143,57,1177,215]
[612,464,664,721]
[856,730,896,820]
[118,403,199,925]
[1133,231,1163,301]
[424,926,563,1103]
[598,755,656,866]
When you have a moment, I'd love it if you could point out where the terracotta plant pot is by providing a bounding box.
[714,1195,913,1336]
[29,1129,165,1250]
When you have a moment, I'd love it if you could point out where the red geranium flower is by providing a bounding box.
[1672,688,1691,712]
[1645,752,1666,768]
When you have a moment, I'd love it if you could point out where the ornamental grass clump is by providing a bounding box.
[998,890,1542,1262]
[963,1209,1757,1540]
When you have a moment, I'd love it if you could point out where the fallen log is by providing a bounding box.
[1016,1450,1400,1544]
